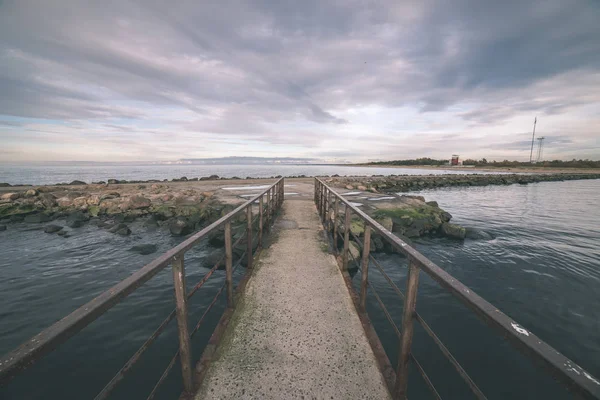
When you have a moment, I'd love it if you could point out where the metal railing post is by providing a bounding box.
[394,258,421,399]
[326,191,332,232]
[266,190,271,230]
[246,205,253,269]
[171,255,193,393]
[258,196,264,247]
[333,197,339,254]
[224,221,234,307]
[359,224,371,310]
[343,206,351,271]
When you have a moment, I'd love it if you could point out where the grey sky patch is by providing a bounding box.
[0,0,599,161]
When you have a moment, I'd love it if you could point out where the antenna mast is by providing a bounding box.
[529,117,537,163]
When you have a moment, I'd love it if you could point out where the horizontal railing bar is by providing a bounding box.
[367,281,401,339]
[188,260,223,300]
[410,353,443,400]
[414,313,487,399]
[369,254,405,300]
[146,349,179,400]
[0,178,283,385]
[95,309,177,400]
[316,178,600,399]
[191,252,245,339]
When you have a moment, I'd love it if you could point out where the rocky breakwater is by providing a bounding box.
[331,172,600,193]
[0,183,242,239]
[327,190,472,262]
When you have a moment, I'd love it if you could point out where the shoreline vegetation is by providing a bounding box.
[354,157,600,170]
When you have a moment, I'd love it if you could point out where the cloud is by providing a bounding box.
[0,0,599,161]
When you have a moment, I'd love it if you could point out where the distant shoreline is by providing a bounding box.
[339,164,600,174]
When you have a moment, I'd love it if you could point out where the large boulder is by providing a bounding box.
[37,193,57,208]
[169,217,195,236]
[66,211,90,228]
[129,244,158,255]
[440,223,466,240]
[100,192,120,201]
[44,224,63,233]
[24,213,52,223]
[1,193,20,201]
[69,180,87,185]
[25,189,39,198]
[127,195,151,210]
[108,223,131,236]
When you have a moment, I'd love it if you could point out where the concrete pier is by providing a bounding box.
[195,199,391,399]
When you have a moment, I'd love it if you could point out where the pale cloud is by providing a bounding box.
[0,0,599,162]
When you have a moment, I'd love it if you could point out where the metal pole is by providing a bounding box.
[171,255,193,393]
[359,224,371,310]
[333,197,339,254]
[529,117,537,163]
[394,259,421,399]
[326,191,332,232]
[246,205,253,270]
[258,196,264,248]
[343,206,351,271]
[266,190,271,231]
[224,221,233,308]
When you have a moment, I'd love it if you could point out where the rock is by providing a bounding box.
[72,196,89,207]
[208,175,219,180]
[108,179,119,184]
[44,224,63,233]
[439,211,452,223]
[357,185,367,191]
[204,249,226,269]
[37,193,57,208]
[169,217,195,236]
[1,193,20,201]
[345,185,354,190]
[375,216,393,232]
[426,201,439,207]
[25,189,38,198]
[24,213,52,223]
[57,230,69,236]
[108,223,131,235]
[9,215,24,223]
[440,223,466,239]
[87,195,100,206]
[100,192,120,200]
[128,195,151,209]
[0,225,6,231]
[57,197,74,207]
[0,183,10,187]
[348,241,361,263]
[465,228,494,240]
[66,211,90,228]
[129,244,158,255]
[69,180,87,185]
[88,205,100,217]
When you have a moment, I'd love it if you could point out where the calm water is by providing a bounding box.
[0,163,506,186]
[0,169,599,399]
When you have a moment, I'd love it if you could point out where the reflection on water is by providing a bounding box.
[0,179,599,399]
[352,179,600,399]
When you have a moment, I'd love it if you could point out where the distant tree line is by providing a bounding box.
[366,158,600,168]
[366,157,449,166]
[461,159,600,168]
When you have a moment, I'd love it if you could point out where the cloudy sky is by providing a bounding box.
[1,0,599,163]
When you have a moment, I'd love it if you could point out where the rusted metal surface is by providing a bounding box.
[333,197,339,254]
[224,221,234,308]
[394,259,420,400]
[414,312,487,399]
[258,195,264,248]
[246,205,253,270]
[359,224,371,311]
[172,255,194,394]
[410,354,442,400]
[343,206,351,271]
[0,178,284,395]
[314,178,600,400]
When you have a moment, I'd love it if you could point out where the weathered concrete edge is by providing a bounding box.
[334,252,397,395]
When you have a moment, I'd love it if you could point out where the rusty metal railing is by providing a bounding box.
[0,178,285,399]
[314,177,600,400]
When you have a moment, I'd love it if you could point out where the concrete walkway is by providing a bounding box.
[195,199,391,400]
